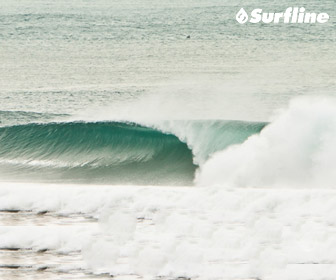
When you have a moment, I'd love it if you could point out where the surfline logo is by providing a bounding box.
[236,7,330,24]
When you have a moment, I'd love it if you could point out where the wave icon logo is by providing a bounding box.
[236,8,248,24]
[235,7,329,24]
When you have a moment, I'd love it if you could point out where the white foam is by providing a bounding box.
[197,97,336,188]
[1,183,336,279]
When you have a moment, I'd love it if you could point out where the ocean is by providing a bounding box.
[0,0,336,279]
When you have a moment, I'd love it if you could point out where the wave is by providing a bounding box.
[3,97,333,188]
[0,120,265,185]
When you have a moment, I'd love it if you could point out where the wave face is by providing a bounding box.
[0,120,266,185]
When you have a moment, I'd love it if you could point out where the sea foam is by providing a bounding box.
[197,97,336,188]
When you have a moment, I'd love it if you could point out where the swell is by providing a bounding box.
[0,120,266,185]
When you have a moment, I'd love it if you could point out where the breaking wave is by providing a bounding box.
[0,97,334,188]
[0,120,265,185]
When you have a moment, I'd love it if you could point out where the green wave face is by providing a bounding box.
[0,120,266,185]
[0,122,196,185]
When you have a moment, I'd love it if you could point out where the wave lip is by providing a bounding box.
[156,119,266,164]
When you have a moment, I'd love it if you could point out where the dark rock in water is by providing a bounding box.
[37,266,49,271]
[0,209,20,213]
[186,35,190,39]
[0,247,21,251]
[37,248,49,253]
[0,265,21,269]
